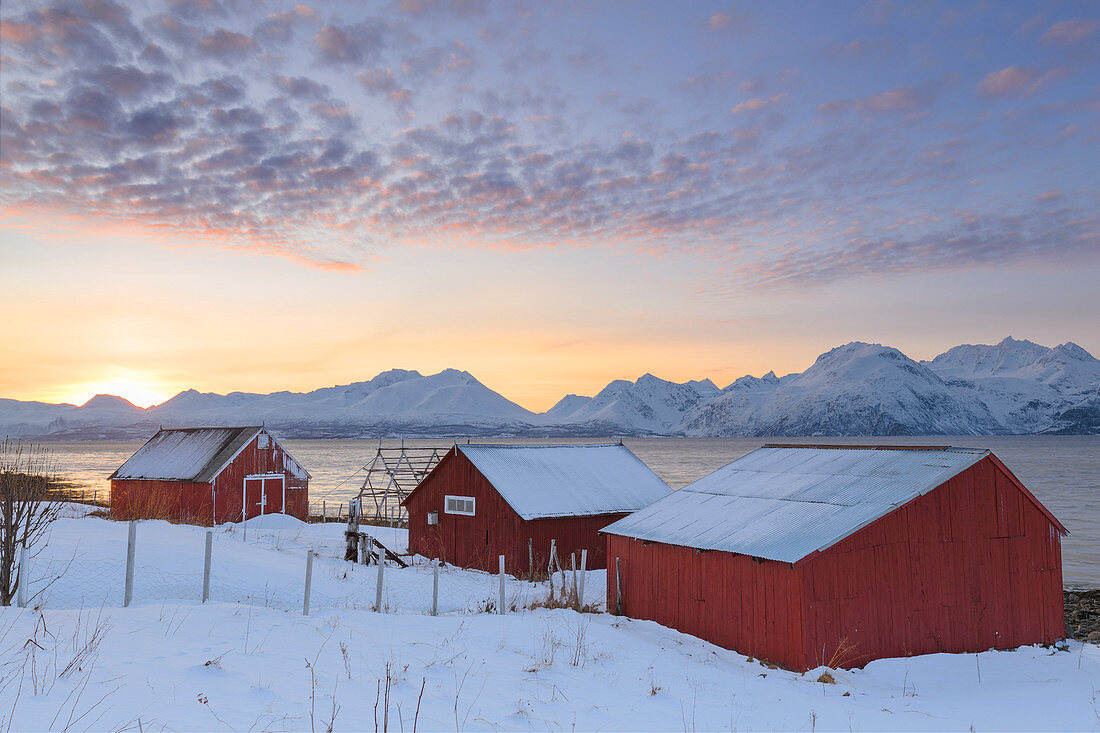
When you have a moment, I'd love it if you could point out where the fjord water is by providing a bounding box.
[45,435,1098,586]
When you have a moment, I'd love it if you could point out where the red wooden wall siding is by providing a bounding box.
[110,434,309,525]
[212,437,308,523]
[801,455,1063,669]
[606,455,1064,672]
[111,479,211,524]
[607,536,805,667]
[406,449,622,573]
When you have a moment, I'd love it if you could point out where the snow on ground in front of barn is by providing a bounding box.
[0,508,1096,731]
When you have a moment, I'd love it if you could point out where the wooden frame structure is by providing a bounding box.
[354,443,449,524]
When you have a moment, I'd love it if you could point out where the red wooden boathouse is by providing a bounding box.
[110,426,310,524]
[403,443,670,573]
[603,445,1067,671]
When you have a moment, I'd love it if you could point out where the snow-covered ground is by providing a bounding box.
[2,508,1098,731]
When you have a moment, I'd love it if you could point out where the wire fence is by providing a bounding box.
[16,521,605,617]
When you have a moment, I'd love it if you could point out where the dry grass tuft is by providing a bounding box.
[816,670,836,684]
[825,637,861,669]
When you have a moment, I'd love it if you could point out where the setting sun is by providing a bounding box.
[59,373,173,409]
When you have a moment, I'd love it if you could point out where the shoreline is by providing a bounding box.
[1064,589,1100,642]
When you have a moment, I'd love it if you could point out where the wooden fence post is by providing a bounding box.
[124,521,136,607]
[345,500,360,561]
[202,530,212,603]
[498,555,506,614]
[303,550,314,615]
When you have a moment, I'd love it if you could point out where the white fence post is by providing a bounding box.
[124,521,136,607]
[578,549,587,610]
[431,558,439,616]
[498,554,506,614]
[202,531,213,603]
[374,555,385,612]
[303,550,315,616]
[16,546,27,608]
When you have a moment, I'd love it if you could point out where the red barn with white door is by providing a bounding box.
[603,445,1067,671]
[402,443,670,573]
[110,426,310,524]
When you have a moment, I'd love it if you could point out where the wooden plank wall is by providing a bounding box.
[606,535,807,669]
[111,434,309,525]
[606,455,1064,672]
[405,449,622,573]
[801,455,1064,668]
[213,436,309,522]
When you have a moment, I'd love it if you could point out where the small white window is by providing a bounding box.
[256,433,270,449]
[444,495,475,516]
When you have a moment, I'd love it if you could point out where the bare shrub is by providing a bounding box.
[0,441,61,606]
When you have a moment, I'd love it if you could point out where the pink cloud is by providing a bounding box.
[819,84,937,115]
[708,8,751,32]
[1041,19,1097,45]
[731,93,787,114]
[978,66,1064,97]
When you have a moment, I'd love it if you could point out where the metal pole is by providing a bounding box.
[124,521,136,607]
[374,553,385,612]
[615,556,622,615]
[548,539,558,599]
[202,531,213,603]
[498,555,506,614]
[578,549,587,610]
[303,550,314,616]
[570,552,577,608]
[432,558,439,616]
[16,546,27,608]
[528,538,533,581]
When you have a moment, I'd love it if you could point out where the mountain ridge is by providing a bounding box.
[3,338,1097,439]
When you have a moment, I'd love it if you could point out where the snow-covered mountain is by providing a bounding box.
[2,338,1096,439]
[681,343,1004,436]
[0,370,538,439]
[922,337,1100,433]
[543,374,719,435]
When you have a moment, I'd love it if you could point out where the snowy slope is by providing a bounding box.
[0,394,150,439]
[681,343,1004,436]
[924,337,1100,433]
[542,374,719,435]
[3,512,1097,732]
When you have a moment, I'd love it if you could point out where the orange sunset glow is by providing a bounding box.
[0,0,1096,415]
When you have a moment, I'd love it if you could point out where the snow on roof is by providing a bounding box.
[110,427,263,482]
[456,443,671,520]
[601,445,990,563]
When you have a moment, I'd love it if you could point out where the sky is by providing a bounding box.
[1,0,1097,411]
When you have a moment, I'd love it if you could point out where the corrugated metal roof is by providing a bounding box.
[458,443,671,520]
[601,445,989,563]
[110,427,262,482]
